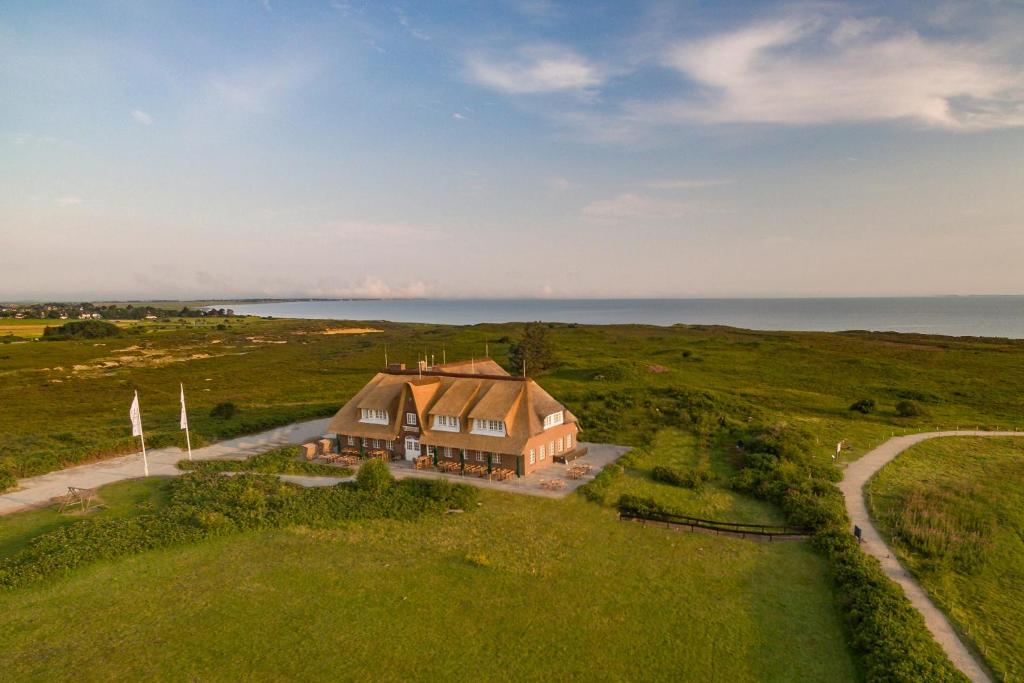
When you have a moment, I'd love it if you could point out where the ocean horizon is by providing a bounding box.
[225,296,1024,339]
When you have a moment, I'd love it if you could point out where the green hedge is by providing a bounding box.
[651,464,714,491]
[0,468,17,494]
[732,424,966,682]
[0,464,478,590]
[177,446,348,477]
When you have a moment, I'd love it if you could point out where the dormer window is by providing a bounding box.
[543,411,564,429]
[433,414,461,432]
[471,419,506,436]
[359,408,388,425]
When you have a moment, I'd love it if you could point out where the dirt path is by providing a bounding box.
[0,418,332,516]
[840,430,1024,683]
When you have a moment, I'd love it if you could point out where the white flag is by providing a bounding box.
[129,391,142,437]
[179,383,189,430]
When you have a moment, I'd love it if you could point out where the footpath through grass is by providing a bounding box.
[0,481,856,682]
[868,437,1024,681]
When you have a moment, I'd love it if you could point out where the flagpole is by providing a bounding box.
[181,383,192,461]
[138,399,149,477]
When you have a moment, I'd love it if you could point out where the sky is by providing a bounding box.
[1,0,1023,300]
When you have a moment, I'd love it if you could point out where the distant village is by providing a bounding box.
[0,302,235,321]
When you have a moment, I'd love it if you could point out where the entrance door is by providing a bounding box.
[404,437,420,460]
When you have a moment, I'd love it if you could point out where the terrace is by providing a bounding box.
[302,440,630,499]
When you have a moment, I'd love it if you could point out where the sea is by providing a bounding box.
[225,297,1024,339]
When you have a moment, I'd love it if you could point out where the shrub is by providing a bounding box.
[355,459,393,495]
[652,464,714,491]
[41,320,122,341]
[177,446,347,477]
[0,468,15,493]
[209,402,237,419]
[896,400,924,418]
[731,423,964,682]
[849,398,876,414]
[0,471,478,590]
[578,462,623,503]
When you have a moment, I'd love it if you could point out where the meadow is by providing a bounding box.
[0,477,856,682]
[867,436,1024,681]
[2,317,1024,679]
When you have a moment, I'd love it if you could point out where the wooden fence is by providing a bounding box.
[618,508,810,541]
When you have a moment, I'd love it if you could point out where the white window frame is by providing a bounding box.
[492,453,501,466]
[406,412,417,426]
[347,436,355,446]
[359,408,389,425]
[543,411,564,430]
[470,418,506,437]
[529,448,536,465]
[557,437,563,453]
[539,444,546,460]
[433,414,461,432]
[476,451,485,462]
[549,441,555,458]
[566,433,572,449]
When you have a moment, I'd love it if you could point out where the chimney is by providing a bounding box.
[417,359,428,373]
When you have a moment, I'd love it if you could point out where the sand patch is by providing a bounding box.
[647,364,668,374]
[321,327,382,335]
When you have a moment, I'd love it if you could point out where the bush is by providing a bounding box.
[578,462,623,503]
[41,320,123,341]
[849,398,876,414]
[0,471,478,590]
[652,464,714,491]
[355,459,393,495]
[209,402,237,419]
[731,423,964,682]
[0,468,15,493]
[896,400,924,418]
[178,446,347,477]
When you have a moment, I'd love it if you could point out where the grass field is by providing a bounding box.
[0,478,856,682]
[867,436,1024,681]
[4,316,1024,484]
[3,318,1024,679]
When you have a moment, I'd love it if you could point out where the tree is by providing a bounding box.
[356,459,393,495]
[508,322,558,375]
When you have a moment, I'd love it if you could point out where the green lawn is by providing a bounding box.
[4,317,1024,484]
[0,483,856,682]
[867,436,1024,680]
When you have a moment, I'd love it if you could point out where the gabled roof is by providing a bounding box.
[432,358,509,376]
[327,364,579,454]
[427,379,481,416]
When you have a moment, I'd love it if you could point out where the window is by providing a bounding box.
[476,451,485,462]
[359,408,388,425]
[493,454,501,466]
[371,439,380,449]
[549,441,555,458]
[433,414,460,432]
[539,444,546,460]
[347,436,355,446]
[529,448,536,465]
[566,433,572,449]
[557,438,563,453]
[406,412,417,426]
[471,419,506,436]
[444,447,452,458]
[386,440,393,450]
[543,411,564,429]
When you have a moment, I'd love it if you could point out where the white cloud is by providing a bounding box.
[582,192,698,221]
[308,220,447,243]
[131,109,153,125]
[312,276,431,299]
[646,178,731,190]
[207,61,318,113]
[653,15,1024,129]
[465,44,605,95]
[55,196,83,206]
[395,8,430,41]
[452,112,466,120]
[545,176,579,192]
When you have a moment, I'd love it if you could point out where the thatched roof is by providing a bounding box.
[326,365,578,454]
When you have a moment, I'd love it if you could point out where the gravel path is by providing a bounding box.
[0,418,332,516]
[840,430,1024,683]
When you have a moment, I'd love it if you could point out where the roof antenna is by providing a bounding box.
[523,359,527,378]
[443,345,446,365]
[485,340,489,358]
[384,345,388,368]
[418,356,422,378]
[471,357,475,373]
